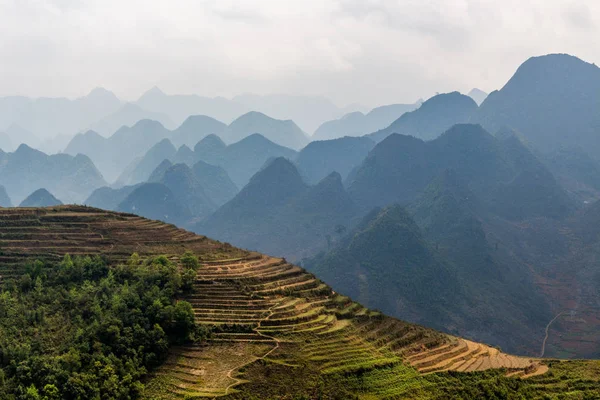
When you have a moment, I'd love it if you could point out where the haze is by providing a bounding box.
[1,0,598,107]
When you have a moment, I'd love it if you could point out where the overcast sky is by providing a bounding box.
[0,0,598,107]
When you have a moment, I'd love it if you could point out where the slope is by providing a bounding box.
[197,158,357,260]
[1,206,592,399]
[474,53,600,157]
[19,188,63,207]
[295,136,375,184]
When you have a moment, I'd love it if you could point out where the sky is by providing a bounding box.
[0,0,598,108]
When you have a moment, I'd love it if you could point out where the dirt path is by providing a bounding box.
[541,311,566,357]
[222,304,281,396]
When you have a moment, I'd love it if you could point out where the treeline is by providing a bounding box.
[0,252,204,399]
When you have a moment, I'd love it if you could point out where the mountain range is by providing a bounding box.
[0,144,105,204]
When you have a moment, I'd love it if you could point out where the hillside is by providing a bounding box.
[19,188,63,207]
[116,138,177,186]
[117,182,192,225]
[1,206,597,399]
[369,92,478,143]
[197,158,357,260]
[474,54,600,157]
[349,124,575,218]
[0,144,106,204]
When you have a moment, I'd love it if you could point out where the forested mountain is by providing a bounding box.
[0,185,12,207]
[369,92,478,142]
[197,158,357,260]
[5,206,591,399]
[349,124,575,218]
[221,111,309,150]
[474,54,600,157]
[19,188,63,207]
[0,144,105,204]
[135,86,247,126]
[312,102,420,141]
[295,136,375,184]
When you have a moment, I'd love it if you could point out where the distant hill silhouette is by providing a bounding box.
[313,102,420,141]
[116,138,177,186]
[171,115,227,148]
[222,111,309,150]
[19,188,63,207]
[296,136,375,184]
[195,133,298,188]
[65,119,170,182]
[467,88,488,105]
[88,103,175,137]
[0,144,105,204]
[172,145,196,166]
[0,185,12,207]
[369,92,478,142]
[474,54,600,157]
[0,88,122,140]
[135,86,247,126]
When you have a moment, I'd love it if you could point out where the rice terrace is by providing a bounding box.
[1,206,598,399]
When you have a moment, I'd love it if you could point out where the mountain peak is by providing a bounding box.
[194,134,226,153]
[19,188,63,207]
[139,86,167,100]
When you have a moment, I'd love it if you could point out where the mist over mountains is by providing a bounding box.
[3,53,600,361]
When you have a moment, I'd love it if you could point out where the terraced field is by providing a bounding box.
[145,255,547,398]
[4,206,597,399]
[0,205,246,283]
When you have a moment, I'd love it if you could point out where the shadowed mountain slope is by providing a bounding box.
[474,54,600,157]
[197,158,357,260]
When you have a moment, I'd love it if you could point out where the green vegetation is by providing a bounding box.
[0,253,206,399]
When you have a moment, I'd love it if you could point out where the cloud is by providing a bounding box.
[0,0,598,107]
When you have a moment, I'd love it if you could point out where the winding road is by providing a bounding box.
[540,311,566,357]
